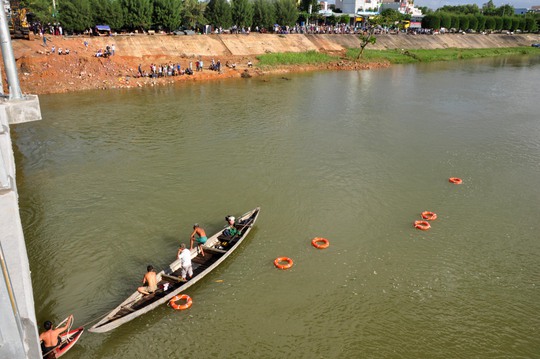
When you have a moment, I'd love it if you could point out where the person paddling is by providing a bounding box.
[39,314,73,359]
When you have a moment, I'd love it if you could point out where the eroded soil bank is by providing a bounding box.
[11,33,540,94]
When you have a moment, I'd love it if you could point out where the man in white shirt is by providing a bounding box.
[177,243,193,281]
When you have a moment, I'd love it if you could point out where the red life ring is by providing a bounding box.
[421,211,437,221]
[274,257,293,270]
[311,237,329,249]
[169,294,192,310]
[414,220,431,230]
[449,177,463,184]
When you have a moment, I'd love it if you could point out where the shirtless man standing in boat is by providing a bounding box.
[137,265,157,295]
[190,223,207,256]
[39,315,73,359]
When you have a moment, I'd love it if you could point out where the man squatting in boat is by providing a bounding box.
[39,314,73,359]
[137,265,157,295]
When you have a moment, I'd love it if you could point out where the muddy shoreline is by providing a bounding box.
[11,33,539,95]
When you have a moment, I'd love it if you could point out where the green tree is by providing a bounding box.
[440,12,451,29]
[252,0,275,30]
[494,16,503,31]
[501,16,512,30]
[422,14,441,30]
[524,17,538,32]
[339,15,350,24]
[232,0,254,28]
[357,10,407,59]
[328,14,338,25]
[458,14,468,30]
[484,16,495,31]
[467,14,478,31]
[91,0,124,30]
[417,6,432,15]
[475,14,486,32]
[482,0,496,16]
[23,0,56,23]
[58,0,93,33]
[274,0,298,27]
[153,0,182,31]
[437,4,479,14]
[205,0,232,28]
[182,0,206,28]
[380,8,401,28]
[450,14,459,30]
[298,0,318,13]
[511,17,522,32]
[497,4,514,17]
[122,0,153,31]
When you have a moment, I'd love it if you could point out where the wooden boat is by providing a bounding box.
[41,316,84,358]
[89,207,260,333]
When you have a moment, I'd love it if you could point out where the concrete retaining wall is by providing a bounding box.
[66,33,540,58]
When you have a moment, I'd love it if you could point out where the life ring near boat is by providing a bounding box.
[274,257,293,270]
[414,220,431,231]
[169,294,192,310]
[311,237,330,249]
[449,177,463,184]
[421,211,437,221]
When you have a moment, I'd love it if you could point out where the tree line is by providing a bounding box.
[23,0,318,33]
[21,0,540,34]
[421,13,538,33]
[418,0,539,33]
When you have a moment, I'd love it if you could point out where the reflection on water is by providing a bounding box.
[13,55,540,358]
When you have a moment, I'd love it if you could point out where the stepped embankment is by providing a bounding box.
[11,32,540,94]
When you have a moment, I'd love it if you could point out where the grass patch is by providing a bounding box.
[256,51,338,67]
[346,47,540,64]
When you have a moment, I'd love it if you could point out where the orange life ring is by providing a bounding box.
[449,177,463,184]
[169,294,192,310]
[421,211,437,221]
[311,237,329,249]
[274,257,293,270]
[414,220,431,230]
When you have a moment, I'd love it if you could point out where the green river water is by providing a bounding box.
[13,55,540,358]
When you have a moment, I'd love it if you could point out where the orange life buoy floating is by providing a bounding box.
[449,177,463,184]
[311,237,330,249]
[414,220,431,230]
[421,211,437,221]
[274,257,293,270]
[169,294,192,310]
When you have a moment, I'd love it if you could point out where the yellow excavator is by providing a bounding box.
[8,0,31,39]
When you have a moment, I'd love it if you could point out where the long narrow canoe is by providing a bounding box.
[89,207,260,333]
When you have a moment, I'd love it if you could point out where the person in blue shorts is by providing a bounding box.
[190,223,207,256]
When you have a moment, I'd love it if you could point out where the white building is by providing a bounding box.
[380,0,423,16]
[334,0,382,15]
[334,0,422,17]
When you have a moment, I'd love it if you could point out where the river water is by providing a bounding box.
[13,55,540,358]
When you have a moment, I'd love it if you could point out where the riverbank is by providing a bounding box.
[11,32,540,94]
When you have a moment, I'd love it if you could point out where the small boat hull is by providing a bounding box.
[42,327,84,358]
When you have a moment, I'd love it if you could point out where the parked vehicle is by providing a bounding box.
[173,27,195,35]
